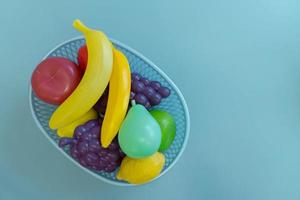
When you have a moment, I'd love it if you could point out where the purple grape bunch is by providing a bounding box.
[94,73,171,113]
[93,87,109,115]
[59,119,125,172]
[131,72,170,108]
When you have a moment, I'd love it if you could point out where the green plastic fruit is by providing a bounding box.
[118,104,161,158]
[150,110,176,151]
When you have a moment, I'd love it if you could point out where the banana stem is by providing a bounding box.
[73,19,89,34]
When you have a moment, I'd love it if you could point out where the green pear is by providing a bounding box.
[118,104,162,158]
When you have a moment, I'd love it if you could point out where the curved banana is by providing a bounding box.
[101,49,131,147]
[49,20,113,129]
[57,109,98,138]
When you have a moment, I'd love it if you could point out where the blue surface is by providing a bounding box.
[0,0,300,199]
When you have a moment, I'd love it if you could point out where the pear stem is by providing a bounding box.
[131,100,136,106]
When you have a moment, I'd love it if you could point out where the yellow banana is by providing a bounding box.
[49,20,113,129]
[57,109,98,138]
[101,49,131,147]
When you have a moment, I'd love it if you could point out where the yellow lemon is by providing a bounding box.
[116,152,165,184]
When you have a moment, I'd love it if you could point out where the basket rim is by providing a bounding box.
[29,36,190,186]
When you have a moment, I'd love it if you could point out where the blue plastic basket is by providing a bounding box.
[29,37,190,186]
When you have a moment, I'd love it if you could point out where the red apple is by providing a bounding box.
[77,44,88,72]
[31,57,82,105]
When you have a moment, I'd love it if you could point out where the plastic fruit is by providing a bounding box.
[31,57,82,105]
[93,87,109,114]
[77,44,88,72]
[57,108,98,138]
[94,72,172,113]
[101,49,131,147]
[116,152,165,184]
[150,110,176,151]
[49,20,113,129]
[59,119,125,172]
[118,104,161,158]
[130,72,171,108]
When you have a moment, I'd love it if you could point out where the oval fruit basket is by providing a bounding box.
[30,35,190,186]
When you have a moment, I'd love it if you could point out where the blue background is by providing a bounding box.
[1,0,300,199]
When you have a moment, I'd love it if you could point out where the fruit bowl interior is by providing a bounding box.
[29,37,190,186]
